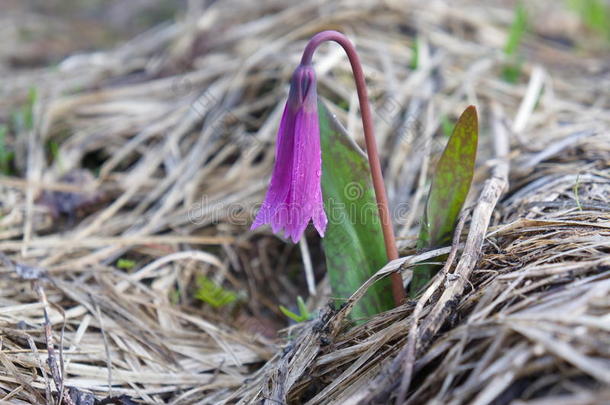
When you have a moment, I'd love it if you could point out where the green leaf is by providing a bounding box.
[504,3,528,57]
[0,125,14,175]
[296,296,309,318]
[195,275,237,308]
[501,3,527,83]
[117,258,136,270]
[279,296,312,323]
[501,61,523,84]
[568,0,610,41]
[410,36,420,70]
[11,87,37,140]
[411,106,478,295]
[318,101,394,320]
[25,88,37,129]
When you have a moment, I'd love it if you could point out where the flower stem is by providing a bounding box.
[302,30,405,306]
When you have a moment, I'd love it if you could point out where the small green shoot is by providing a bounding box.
[12,88,37,132]
[279,296,312,323]
[504,3,528,56]
[410,106,478,296]
[47,138,65,172]
[195,275,237,308]
[568,0,610,41]
[0,125,14,175]
[573,173,583,211]
[23,88,37,130]
[47,140,61,164]
[117,258,136,270]
[3,89,37,176]
[502,63,522,84]
[502,3,527,83]
[410,36,420,70]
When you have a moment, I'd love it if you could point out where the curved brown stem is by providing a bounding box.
[302,30,405,306]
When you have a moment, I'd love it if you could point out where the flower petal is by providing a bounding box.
[252,64,327,243]
[251,102,296,230]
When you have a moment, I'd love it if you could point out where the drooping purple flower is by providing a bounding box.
[251,64,327,242]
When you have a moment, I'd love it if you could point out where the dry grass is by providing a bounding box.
[0,0,608,404]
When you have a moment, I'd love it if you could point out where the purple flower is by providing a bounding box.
[251,64,327,242]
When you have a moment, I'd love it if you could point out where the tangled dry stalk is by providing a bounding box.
[0,1,608,404]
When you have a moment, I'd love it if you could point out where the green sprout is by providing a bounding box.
[568,0,610,41]
[46,139,64,170]
[0,125,14,175]
[279,296,312,323]
[410,36,420,70]
[195,275,237,308]
[2,88,38,176]
[12,87,37,132]
[117,258,136,270]
[502,2,528,83]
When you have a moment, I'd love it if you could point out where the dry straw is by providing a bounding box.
[0,0,608,404]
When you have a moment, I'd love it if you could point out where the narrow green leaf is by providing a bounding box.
[0,125,14,175]
[410,36,420,70]
[502,3,527,83]
[279,296,312,323]
[411,106,478,295]
[504,3,528,57]
[279,305,306,323]
[195,275,237,308]
[296,296,309,318]
[568,0,610,41]
[318,101,394,320]
[117,258,136,270]
[501,62,522,84]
